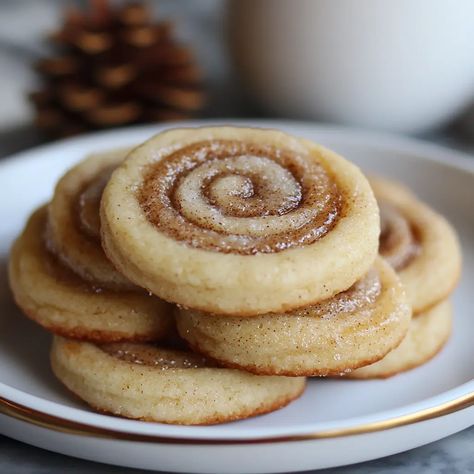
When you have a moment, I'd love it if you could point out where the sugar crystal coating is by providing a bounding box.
[101,342,212,369]
[139,140,342,254]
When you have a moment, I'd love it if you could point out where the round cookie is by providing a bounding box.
[9,207,173,342]
[50,336,306,425]
[48,147,135,291]
[176,257,411,376]
[373,177,461,314]
[348,300,452,379]
[101,126,380,315]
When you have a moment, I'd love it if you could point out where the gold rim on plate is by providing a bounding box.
[0,392,473,444]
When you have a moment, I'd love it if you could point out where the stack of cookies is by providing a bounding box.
[9,126,461,425]
[349,177,461,378]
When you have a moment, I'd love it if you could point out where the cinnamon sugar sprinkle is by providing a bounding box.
[100,342,211,369]
[139,140,342,254]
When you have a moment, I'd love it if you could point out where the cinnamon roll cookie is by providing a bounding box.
[176,257,411,376]
[48,147,135,291]
[348,300,452,379]
[374,177,461,314]
[9,207,173,342]
[51,336,306,425]
[101,126,380,315]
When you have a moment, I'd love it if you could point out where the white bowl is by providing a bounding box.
[229,0,474,133]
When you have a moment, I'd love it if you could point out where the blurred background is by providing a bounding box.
[1,0,474,155]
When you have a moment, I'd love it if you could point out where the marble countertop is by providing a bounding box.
[0,1,473,473]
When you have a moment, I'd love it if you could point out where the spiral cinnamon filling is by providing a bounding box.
[100,343,212,369]
[76,166,115,242]
[379,202,419,270]
[288,267,382,319]
[139,140,342,254]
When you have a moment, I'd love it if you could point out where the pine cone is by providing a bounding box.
[30,0,206,138]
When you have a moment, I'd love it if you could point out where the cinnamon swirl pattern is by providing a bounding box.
[176,258,411,376]
[51,336,306,425]
[101,127,380,315]
[372,177,461,314]
[9,206,173,343]
[48,147,135,291]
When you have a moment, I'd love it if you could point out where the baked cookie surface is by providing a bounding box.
[50,336,306,425]
[176,257,411,376]
[348,299,452,379]
[373,177,461,314]
[48,147,135,291]
[101,126,380,315]
[9,207,173,342]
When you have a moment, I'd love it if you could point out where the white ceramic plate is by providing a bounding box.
[0,121,473,473]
